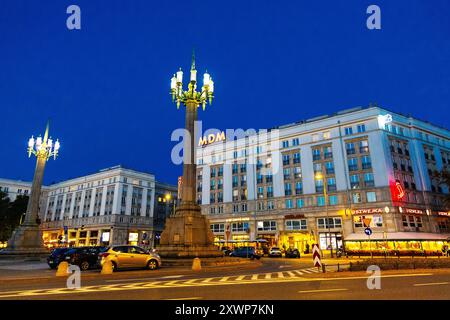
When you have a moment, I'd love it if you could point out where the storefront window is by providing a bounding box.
[257,220,277,231]
[210,223,225,233]
[232,222,249,232]
[285,219,307,231]
[354,215,383,228]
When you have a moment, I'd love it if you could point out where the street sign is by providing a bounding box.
[363,218,372,228]
[364,227,373,236]
[312,244,322,267]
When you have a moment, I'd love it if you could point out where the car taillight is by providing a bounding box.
[99,253,109,258]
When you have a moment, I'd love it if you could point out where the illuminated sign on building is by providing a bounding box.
[390,180,405,201]
[398,207,424,215]
[352,208,384,215]
[437,211,450,216]
[128,232,138,242]
[198,131,226,147]
[225,217,250,222]
[101,232,110,242]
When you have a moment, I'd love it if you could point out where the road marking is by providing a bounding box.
[201,278,213,283]
[183,279,198,284]
[277,272,285,278]
[286,271,296,277]
[160,275,185,279]
[298,288,348,294]
[0,272,437,298]
[265,273,271,279]
[413,282,449,287]
[235,275,245,281]
[251,274,259,280]
[165,297,202,300]
[294,270,304,276]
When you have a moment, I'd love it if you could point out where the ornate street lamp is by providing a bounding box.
[158,52,221,258]
[2,121,60,255]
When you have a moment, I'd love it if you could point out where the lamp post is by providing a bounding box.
[3,121,60,255]
[158,52,220,258]
[315,171,334,258]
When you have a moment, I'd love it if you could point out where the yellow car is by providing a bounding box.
[99,245,161,270]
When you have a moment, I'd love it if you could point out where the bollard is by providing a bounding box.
[56,261,69,277]
[192,257,202,271]
[322,264,326,273]
[337,263,340,272]
[101,260,113,275]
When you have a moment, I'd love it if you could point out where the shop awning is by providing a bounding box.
[344,232,450,241]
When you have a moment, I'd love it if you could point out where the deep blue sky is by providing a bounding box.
[0,0,449,186]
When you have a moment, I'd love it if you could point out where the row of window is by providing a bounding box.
[210,217,343,233]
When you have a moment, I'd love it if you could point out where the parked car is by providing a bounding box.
[47,248,71,269]
[268,247,283,257]
[99,245,161,270]
[64,246,108,271]
[229,246,261,259]
[221,246,232,256]
[285,248,301,258]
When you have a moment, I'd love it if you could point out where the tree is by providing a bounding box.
[0,192,28,242]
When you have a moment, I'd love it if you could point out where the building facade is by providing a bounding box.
[196,106,450,255]
[38,165,176,248]
[0,178,49,215]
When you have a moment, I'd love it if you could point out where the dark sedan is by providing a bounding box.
[229,246,261,260]
[285,248,301,258]
[64,246,107,271]
[47,248,71,269]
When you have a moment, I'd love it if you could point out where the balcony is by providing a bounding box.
[293,158,301,164]
[326,168,335,175]
[348,165,359,172]
[41,215,154,230]
[346,148,356,155]
[315,186,324,193]
[313,154,321,161]
[328,185,337,192]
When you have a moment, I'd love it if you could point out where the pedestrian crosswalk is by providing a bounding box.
[0,267,321,298]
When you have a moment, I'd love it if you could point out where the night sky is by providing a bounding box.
[0,0,449,186]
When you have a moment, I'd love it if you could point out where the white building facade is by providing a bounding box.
[40,165,176,248]
[196,106,450,255]
[0,178,49,216]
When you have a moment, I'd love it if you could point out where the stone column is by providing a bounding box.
[3,154,48,255]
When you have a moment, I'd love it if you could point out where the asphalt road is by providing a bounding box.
[0,258,449,300]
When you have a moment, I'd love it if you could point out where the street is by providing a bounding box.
[0,257,449,300]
